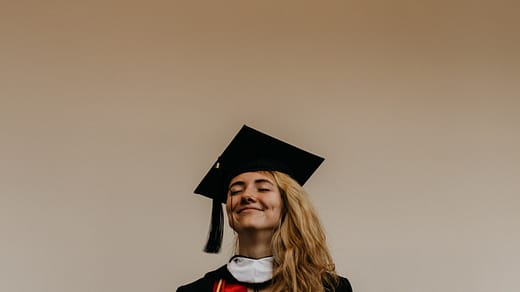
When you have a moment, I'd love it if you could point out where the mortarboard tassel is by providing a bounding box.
[204,198,223,253]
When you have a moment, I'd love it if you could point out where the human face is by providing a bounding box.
[226,171,283,232]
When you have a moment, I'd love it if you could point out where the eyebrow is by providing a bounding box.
[229,179,275,189]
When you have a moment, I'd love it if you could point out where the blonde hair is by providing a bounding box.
[269,171,339,292]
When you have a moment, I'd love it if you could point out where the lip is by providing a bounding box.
[237,207,263,214]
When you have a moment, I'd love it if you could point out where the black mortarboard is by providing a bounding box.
[194,125,324,253]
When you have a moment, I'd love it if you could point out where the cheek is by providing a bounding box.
[267,196,284,216]
[226,196,238,213]
[274,205,283,219]
[225,200,235,226]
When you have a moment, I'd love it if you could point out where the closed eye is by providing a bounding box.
[229,189,243,196]
[229,181,245,196]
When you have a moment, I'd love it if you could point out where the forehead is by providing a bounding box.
[229,171,275,185]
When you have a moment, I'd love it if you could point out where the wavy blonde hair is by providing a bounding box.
[269,171,339,292]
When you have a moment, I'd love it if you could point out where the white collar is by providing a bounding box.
[226,255,273,284]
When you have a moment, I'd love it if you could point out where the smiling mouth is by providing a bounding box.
[238,208,262,213]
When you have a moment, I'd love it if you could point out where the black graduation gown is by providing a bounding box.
[176,265,353,292]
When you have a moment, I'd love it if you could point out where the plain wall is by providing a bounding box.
[1,1,519,292]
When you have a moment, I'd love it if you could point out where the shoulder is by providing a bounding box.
[334,276,353,292]
[324,275,353,292]
[176,265,227,292]
[176,276,210,292]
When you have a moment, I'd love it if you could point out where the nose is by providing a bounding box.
[240,187,257,203]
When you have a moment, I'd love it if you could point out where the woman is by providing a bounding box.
[177,125,352,292]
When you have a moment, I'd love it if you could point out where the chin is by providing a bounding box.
[235,223,277,232]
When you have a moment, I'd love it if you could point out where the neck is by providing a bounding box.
[237,230,273,258]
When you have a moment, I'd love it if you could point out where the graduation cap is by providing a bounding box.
[194,125,324,253]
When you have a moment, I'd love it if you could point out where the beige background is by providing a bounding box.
[1,1,519,292]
